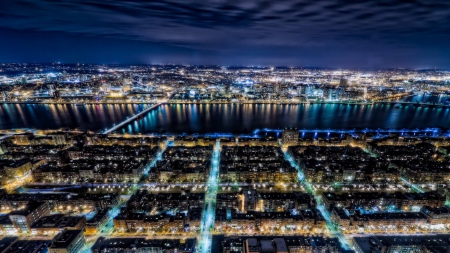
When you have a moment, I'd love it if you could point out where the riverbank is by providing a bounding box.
[3,100,448,107]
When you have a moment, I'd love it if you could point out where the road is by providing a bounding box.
[199,141,220,253]
[80,140,170,253]
[283,150,352,250]
[401,177,425,193]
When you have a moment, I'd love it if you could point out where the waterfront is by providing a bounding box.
[1,102,450,133]
[400,93,450,104]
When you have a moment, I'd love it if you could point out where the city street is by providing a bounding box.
[199,141,220,253]
[283,150,352,250]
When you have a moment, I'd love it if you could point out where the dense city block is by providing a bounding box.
[0,129,448,252]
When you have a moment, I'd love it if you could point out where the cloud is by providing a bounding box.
[0,0,450,67]
[1,1,449,42]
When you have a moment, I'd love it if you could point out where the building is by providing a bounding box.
[349,211,427,233]
[322,191,445,211]
[220,146,297,183]
[50,133,68,145]
[148,146,212,183]
[289,145,395,184]
[421,206,450,227]
[113,190,204,234]
[0,192,119,213]
[0,215,16,235]
[30,214,86,235]
[48,229,86,253]
[173,136,216,147]
[85,209,110,235]
[13,134,33,145]
[353,235,450,253]
[282,128,299,146]
[3,239,51,253]
[1,159,32,178]
[0,237,19,252]
[214,209,325,234]
[32,160,145,183]
[8,201,50,233]
[216,190,314,213]
[0,193,68,211]
[91,237,197,253]
[84,134,165,147]
[217,236,347,253]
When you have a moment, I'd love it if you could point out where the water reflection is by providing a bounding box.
[121,103,450,134]
[0,104,149,130]
[1,103,449,133]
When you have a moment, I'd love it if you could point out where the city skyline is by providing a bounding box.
[1,1,450,68]
[1,2,450,253]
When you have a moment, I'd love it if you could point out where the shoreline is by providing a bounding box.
[1,127,449,136]
[1,101,449,107]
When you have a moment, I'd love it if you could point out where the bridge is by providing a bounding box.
[103,103,162,134]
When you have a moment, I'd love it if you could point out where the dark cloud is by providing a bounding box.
[0,0,450,68]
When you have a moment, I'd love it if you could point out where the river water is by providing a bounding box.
[119,103,450,134]
[1,99,449,134]
[0,103,147,131]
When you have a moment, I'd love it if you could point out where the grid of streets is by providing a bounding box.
[1,129,450,252]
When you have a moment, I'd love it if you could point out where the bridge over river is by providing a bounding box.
[103,103,162,134]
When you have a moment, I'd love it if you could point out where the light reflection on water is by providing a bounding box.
[0,101,449,133]
[0,103,149,131]
[121,103,450,134]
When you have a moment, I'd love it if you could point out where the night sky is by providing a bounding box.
[1,0,450,68]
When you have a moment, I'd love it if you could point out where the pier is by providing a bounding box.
[103,103,162,134]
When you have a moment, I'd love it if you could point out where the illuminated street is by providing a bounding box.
[199,140,220,253]
[4,173,32,193]
[283,149,352,250]
[400,177,425,193]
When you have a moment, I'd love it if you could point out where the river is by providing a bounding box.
[119,103,450,134]
[0,103,148,131]
[1,101,449,134]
